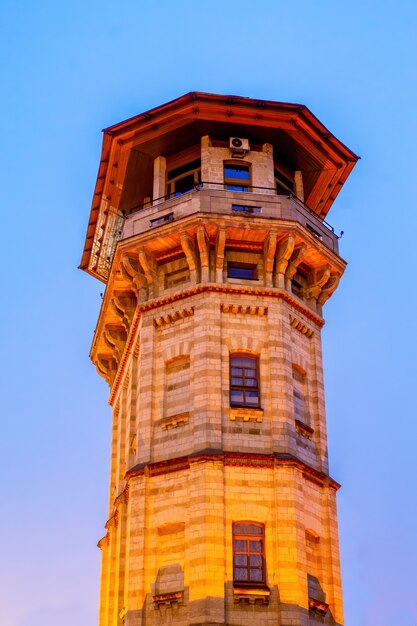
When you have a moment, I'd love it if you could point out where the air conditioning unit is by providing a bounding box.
[229,137,250,155]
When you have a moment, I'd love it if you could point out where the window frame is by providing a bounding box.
[166,159,201,199]
[227,262,258,280]
[229,354,260,409]
[223,161,251,192]
[233,522,266,587]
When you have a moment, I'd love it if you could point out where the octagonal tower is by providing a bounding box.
[80,92,358,626]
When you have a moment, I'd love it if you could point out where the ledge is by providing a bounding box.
[309,597,329,616]
[295,419,314,439]
[233,586,270,605]
[160,412,190,429]
[229,407,263,422]
[153,591,184,608]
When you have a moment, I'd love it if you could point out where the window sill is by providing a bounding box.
[153,591,184,609]
[295,419,314,439]
[233,586,270,605]
[229,407,263,422]
[308,597,329,616]
[160,412,190,430]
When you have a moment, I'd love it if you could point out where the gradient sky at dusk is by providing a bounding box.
[1,1,416,625]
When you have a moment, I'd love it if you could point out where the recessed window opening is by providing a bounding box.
[224,163,251,191]
[227,262,257,280]
[150,212,174,227]
[167,159,201,198]
[233,522,265,585]
[306,223,323,240]
[274,169,294,195]
[291,270,307,298]
[230,355,260,408]
[232,204,261,214]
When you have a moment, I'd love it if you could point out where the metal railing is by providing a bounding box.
[125,181,337,237]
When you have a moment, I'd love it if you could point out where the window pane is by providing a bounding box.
[244,378,257,387]
[234,539,247,551]
[224,165,250,180]
[250,540,263,552]
[245,392,259,405]
[231,357,256,368]
[234,554,248,566]
[175,173,195,195]
[226,184,248,192]
[234,524,263,535]
[228,264,256,279]
[235,568,248,581]
[230,390,243,404]
[231,367,243,376]
[168,159,201,181]
[250,554,262,567]
[249,569,263,582]
[231,377,243,386]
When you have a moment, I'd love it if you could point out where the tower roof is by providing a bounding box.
[80,92,359,279]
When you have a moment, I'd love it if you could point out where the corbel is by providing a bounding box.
[263,230,278,287]
[103,324,127,362]
[317,272,341,309]
[138,247,157,298]
[196,225,210,282]
[96,354,118,386]
[285,244,307,290]
[180,231,199,284]
[274,234,295,288]
[304,265,331,308]
[215,228,226,283]
[121,254,147,300]
[112,291,137,332]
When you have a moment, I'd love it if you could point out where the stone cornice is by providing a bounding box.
[124,450,340,491]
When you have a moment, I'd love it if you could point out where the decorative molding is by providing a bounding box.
[122,370,130,390]
[153,591,184,609]
[125,451,340,491]
[221,303,267,316]
[229,408,263,423]
[233,587,270,605]
[309,597,329,616]
[154,307,194,327]
[160,412,190,430]
[97,533,110,550]
[107,284,324,406]
[295,419,314,439]
[289,314,314,338]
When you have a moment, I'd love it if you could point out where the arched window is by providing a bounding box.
[230,355,260,408]
[224,162,251,192]
[233,522,265,585]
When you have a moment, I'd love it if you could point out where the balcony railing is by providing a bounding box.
[122,183,340,252]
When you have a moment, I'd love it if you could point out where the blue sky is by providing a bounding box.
[1,1,416,625]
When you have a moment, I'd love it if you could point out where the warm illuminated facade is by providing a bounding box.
[80,92,358,626]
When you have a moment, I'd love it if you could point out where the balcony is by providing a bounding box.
[122,184,339,253]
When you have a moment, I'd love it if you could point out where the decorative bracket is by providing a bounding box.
[274,234,295,287]
[196,225,210,282]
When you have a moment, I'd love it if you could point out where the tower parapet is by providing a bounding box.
[80,92,358,626]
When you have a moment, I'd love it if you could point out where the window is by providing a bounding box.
[150,212,173,227]
[230,355,260,408]
[227,262,257,280]
[274,169,294,195]
[291,269,307,298]
[233,522,265,585]
[231,204,261,214]
[224,163,251,191]
[293,365,307,423]
[166,159,201,198]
